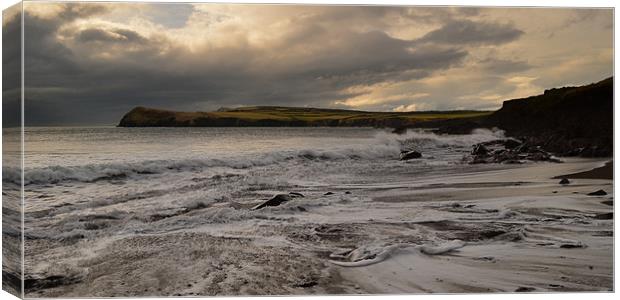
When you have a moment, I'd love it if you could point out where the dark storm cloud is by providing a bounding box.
[417,19,524,45]
[16,3,479,125]
[2,4,21,93]
[278,30,467,81]
[3,3,22,127]
[77,28,148,44]
[13,4,610,125]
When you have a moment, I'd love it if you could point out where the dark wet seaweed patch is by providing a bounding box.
[559,244,584,249]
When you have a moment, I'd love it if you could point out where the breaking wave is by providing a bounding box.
[5,128,504,185]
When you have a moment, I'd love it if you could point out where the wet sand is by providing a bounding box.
[338,158,613,293]
[555,161,613,180]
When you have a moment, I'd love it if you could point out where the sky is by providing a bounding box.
[1,2,614,125]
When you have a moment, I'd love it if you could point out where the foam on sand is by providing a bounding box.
[328,240,466,267]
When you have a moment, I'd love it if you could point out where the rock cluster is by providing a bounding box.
[469,139,562,164]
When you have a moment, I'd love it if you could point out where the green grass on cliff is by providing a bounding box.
[120,105,492,127]
[207,106,491,122]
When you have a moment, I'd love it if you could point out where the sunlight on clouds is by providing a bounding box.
[334,82,430,108]
[23,2,65,19]
[2,3,20,26]
[393,103,430,112]
[12,2,613,123]
[505,76,541,98]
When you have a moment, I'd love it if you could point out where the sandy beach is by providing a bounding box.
[21,154,613,297]
[337,158,613,293]
[2,2,614,298]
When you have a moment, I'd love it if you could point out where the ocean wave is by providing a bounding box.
[4,128,504,185]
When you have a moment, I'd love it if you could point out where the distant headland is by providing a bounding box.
[118,77,612,157]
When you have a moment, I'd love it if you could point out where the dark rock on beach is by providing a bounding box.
[587,190,608,196]
[559,178,570,185]
[400,150,422,160]
[253,192,305,210]
[515,286,536,292]
[253,194,293,210]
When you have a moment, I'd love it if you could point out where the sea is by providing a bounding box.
[3,126,511,228]
[2,126,613,296]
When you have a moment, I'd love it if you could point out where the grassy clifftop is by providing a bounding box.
[118,106,491,128]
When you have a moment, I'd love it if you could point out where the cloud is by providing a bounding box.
[76,28,148,44]
[2,3,22,127]
[393,103,429,112]
[6,3,612,125]
[479,58,532,74]
[418,19,524,45]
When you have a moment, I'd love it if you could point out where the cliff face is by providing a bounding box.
[484,77,613,156]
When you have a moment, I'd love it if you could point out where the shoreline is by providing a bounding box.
[554,160,613,180]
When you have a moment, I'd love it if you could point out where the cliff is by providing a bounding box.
[118,106,490,128]
[484,77,613,156]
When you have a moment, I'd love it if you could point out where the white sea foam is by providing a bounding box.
[328,240,466,267]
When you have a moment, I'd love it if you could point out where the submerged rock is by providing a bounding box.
[400,150,422,160]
